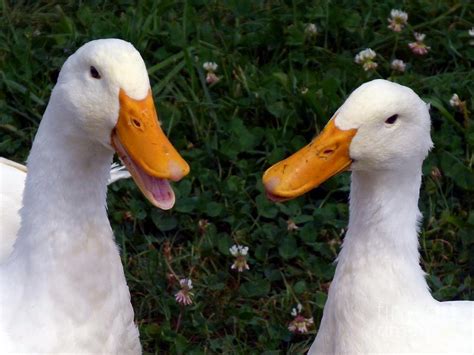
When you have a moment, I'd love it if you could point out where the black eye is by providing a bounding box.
[90,66,101,79]
[385,114,398,124]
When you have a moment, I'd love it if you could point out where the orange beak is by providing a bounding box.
[111,89,190,209]
[262,118,357,201]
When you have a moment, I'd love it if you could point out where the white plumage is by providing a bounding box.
[264,80,473,354]
[0,39,189,354]
[0,158,130,262]
[0,158,26,263]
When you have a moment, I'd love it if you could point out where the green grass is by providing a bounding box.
[1,0,473,353]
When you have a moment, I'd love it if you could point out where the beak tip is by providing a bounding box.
[168,160,190,181]
[183,162,191,176]
[262,175,280,194]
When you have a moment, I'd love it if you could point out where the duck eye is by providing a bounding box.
[90,66,101,79]
[385,114,398,124]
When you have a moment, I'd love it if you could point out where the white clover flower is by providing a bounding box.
[203,62,219,84]
[355,48,376,62]
[203,61,218,72]
[449,94,462,108]
[175,278,194,306]
[288,303,313,333]
[180,278,193,289]
[305,23,318,36]
[408,33,430,55]
[387,9,408,32]
[449,94,467,114]
[431,167,442,181]
[287,219,299,231]
[414,32,426,42]
[291,303,303,316]
[229,245,238,256]
[355,48,378,71]
[391,59,406,72]
[288,303,313,334]
[230,245,248,256]
[198,219,209,233]
[206,72,219,84]
[288,316,314,333]
[229,244,250,272]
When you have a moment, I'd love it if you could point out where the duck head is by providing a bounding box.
[54,39,190,209]
[263,79,433,201]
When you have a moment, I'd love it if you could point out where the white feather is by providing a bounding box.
[0,39,147,354]
[108,162,132,184]
[0,158,130,262]
[309,80,473,354]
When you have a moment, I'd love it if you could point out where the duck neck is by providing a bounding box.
[335,165,431,301]
[14,99,113,256]
[6,99,139,351]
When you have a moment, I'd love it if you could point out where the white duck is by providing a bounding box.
[263,80,473,354]
[0,39,189,353]
[0,157,130,261]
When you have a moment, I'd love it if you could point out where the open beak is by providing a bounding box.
[262,117,357,202]
[111,89,190,209]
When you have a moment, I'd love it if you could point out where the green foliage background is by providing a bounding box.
[1,0,473,353]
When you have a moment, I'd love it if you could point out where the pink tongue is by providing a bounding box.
[141,171,175,210]
[150,178,175,210]
[151,178,172,201]
[265,191,287,203]
[112,134,176,210]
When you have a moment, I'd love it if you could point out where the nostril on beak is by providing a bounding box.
[320,145,338,158]
[130,117,144,130]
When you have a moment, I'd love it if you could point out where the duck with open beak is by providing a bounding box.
[111,89,190,210]
[263,117,357,201]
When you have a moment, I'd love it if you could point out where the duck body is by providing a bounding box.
[263,80,473,354]
[0,39,189,353]
[0,158,130,262]
[310,169,473,354]
[0,159,26,262]
[0,92,140,353]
